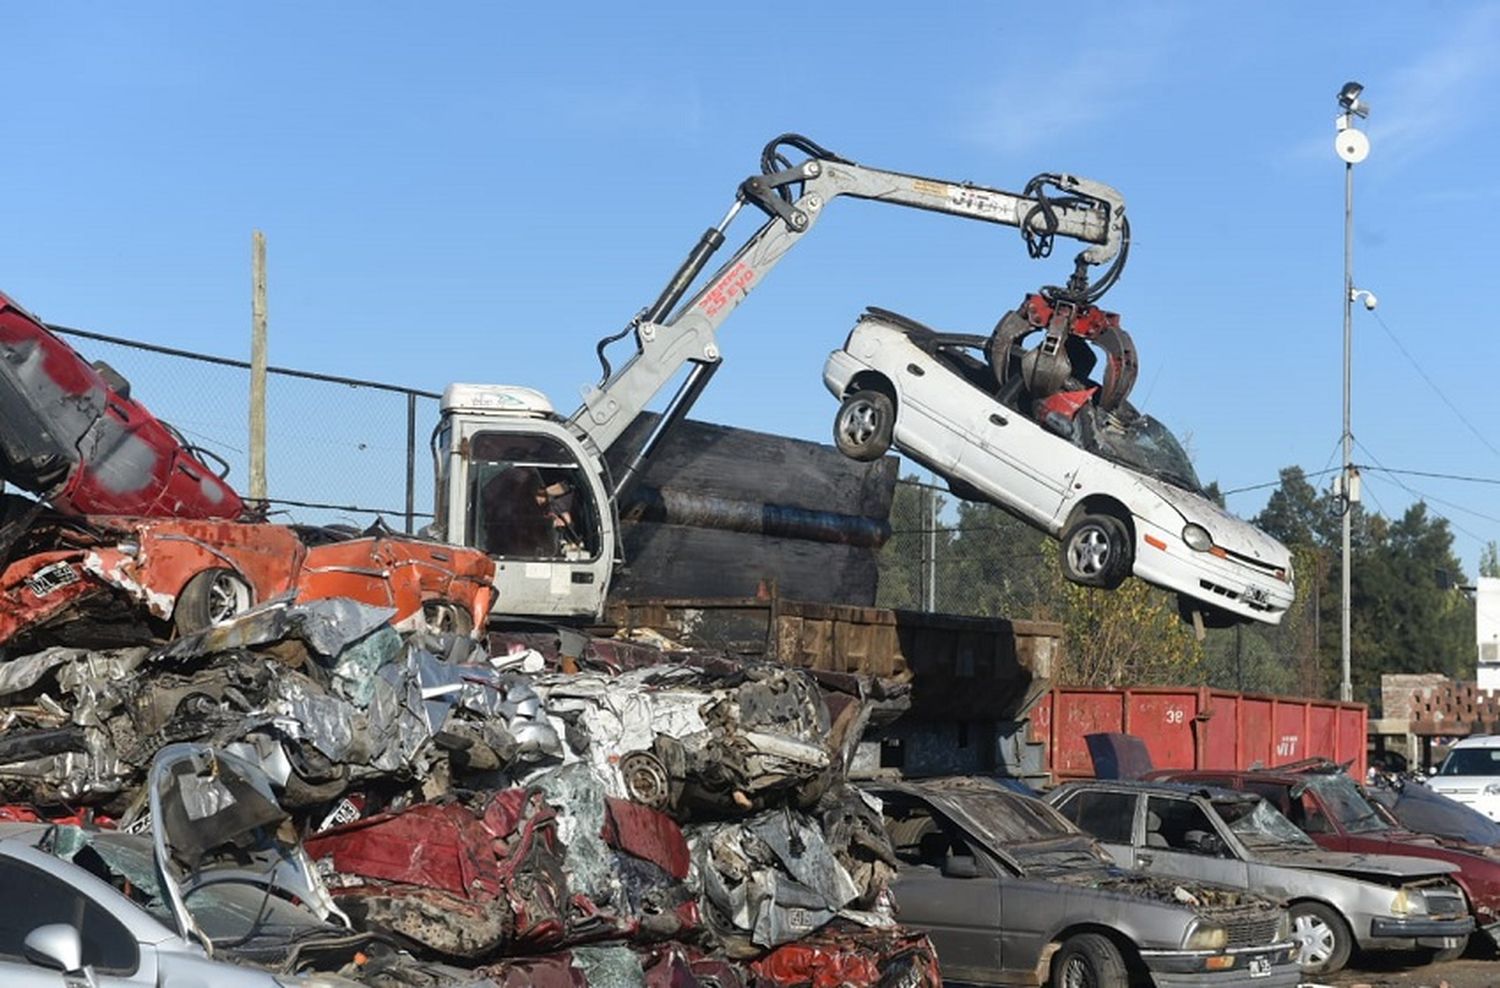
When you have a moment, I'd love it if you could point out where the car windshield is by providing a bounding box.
[1084,408,1204,495]
[1305,775,1389,834]
[1438,747,1500,776]
[1213,796,1316,849]
[63,832,330,946]
[1373,784,1500,845]
[946,789,1114,874]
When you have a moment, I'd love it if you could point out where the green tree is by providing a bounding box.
[1481,541,1500,579]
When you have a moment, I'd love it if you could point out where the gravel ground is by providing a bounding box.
[1324,947,1500,988]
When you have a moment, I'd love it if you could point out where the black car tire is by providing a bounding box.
[1060,513,1132,590]
[1051,932,1128,988]
[833,389,894,461]
[1289,900,1352,975]
[173,568,254,636]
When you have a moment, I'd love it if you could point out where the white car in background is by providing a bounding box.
[823,307,1295,626]
[1428,736,1500,821]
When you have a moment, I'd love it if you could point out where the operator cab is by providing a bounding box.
[433,384,616,621]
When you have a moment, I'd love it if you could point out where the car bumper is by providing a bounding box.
[1138,942,1298,986]
[1131,516,1294,625]
[822,349,863,399]
[1369,915,1474,940]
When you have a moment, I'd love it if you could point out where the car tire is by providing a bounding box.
[833,389,894,461]
[173,568,254,636]
[1289,901,1352,975]
[1051,932,1128,988]
[1060,513,1132,590]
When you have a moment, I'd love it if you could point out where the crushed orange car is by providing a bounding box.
[0,503,496,649]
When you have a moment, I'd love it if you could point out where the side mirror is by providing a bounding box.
[943,854,979,879]
[23,924,84,973]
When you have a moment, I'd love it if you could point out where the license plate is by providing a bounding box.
[24,562,80,598]
[1247,955,1272,978]
[1242,585,1271,605]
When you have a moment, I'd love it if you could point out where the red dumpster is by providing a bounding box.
[1029,686,1366,782]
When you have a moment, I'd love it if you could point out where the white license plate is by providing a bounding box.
[1242,585,1271,605]
[24,562,80,598]
[1247,955,1272,978]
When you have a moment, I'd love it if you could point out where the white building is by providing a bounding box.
[1477,577,1500,692]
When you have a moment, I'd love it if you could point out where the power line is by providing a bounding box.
[1354,440,1492,543]
[1370,311,1500,460]
[1222,467,1340,496]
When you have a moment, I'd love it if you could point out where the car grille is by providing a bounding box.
[1225,914,1281,949]
[1198,579,1277,613]
[1427,891,1467,919]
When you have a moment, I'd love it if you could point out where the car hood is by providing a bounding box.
[1136,476,1291,566]
[1250,845,1457,881]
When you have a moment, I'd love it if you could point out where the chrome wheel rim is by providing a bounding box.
[206,572,251,624]
[838,399,880,447]
[1060,955,1094,988]
[1293,912,1336,968]
[1067,526,1113,576]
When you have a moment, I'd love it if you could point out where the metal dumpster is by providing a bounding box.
[1030,686,1367,782]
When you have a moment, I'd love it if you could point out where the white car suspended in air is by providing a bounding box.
[823,307,1294,626]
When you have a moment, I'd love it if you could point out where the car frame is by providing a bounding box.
[823,308,1295,625]
[864,777,1298,987]
[1048,779,1474,976]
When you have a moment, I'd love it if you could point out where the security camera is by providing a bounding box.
[1338,80,1369,118]
[1362,292,1377,311]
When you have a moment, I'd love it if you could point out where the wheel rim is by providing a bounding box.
[1067,526,1113,577]
[1292,912,1336,968]
[838,399,880,447]
[1060,955,1095,988]
[206,572,251,624]
[423,601,465,634]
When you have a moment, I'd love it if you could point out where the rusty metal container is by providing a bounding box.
[1030,686,1367,782]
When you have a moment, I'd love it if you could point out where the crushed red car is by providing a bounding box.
[0,290,244,520]
[0,504,497,647]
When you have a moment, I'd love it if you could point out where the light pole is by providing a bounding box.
[1335,81,1371,703]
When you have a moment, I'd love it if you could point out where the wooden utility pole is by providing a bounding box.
[250,231,268,503]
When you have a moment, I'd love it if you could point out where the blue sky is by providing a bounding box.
[5,2,1500,570]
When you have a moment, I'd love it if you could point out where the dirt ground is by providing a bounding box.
[1325,947,1500,988]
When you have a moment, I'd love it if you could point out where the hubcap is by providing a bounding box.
[206,572,251,624]
[839,400,879,447]
[1060,955,1094,988]
[1067,526,1113,576]
[1293,913,1336,967]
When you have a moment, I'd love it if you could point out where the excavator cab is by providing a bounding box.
[432,384,616,621]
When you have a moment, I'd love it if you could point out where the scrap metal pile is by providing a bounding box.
[0,595,939,987]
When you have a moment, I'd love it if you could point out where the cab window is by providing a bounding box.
[466,433,601,560]
[1055,790,1136,845]
[882,800,981,872]
[1145,797,1226,856]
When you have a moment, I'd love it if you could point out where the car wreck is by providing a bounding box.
[1049,779,1474,975]
[0,502,497,650]
[823,307,1295,626]
[865,777,1299,987]
[0,596,941,986]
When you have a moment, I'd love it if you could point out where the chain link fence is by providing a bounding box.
[51,326,439,532]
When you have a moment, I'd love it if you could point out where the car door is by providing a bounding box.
[959,397,1081,529]
[1051,787,1139,869]
[0,855,151,986]
[1138,795,1250,890]
[881,796,1003,983]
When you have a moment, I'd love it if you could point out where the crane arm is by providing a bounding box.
[574,137,1128,496]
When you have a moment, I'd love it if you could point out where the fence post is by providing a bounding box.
[405,392,418,534]
[249,231,268,503]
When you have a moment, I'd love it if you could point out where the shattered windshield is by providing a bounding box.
[1213,797,1316,849]
[1306,775,1390,834]
[61,831,329,947]
[1085,409,1204,495]
[947,789,1114,874]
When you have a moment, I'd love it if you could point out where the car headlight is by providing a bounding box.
[1182,524,1214,552]
[1389,888,1428,916]
[1184,923,1228,950]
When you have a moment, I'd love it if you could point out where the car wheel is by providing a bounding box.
[422,598,475,636]
[1051,932,1128,988]
[173,568,254,635]
[1060,513,1132,590]
[1289,901,1352,975]
[833,389,894,461]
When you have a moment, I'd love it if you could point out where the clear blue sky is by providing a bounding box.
[6,2,1500,571]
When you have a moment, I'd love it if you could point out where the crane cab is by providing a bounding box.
[433,384,616,621]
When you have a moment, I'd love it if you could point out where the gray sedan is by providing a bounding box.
[1049,780,1474,976]
[864,777,1298,987]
